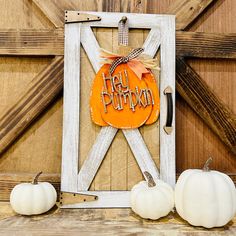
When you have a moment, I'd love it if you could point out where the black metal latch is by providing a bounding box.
[164,86,173,135]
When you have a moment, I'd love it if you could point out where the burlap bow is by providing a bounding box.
[100,48,160,79]
[109,48,144,74]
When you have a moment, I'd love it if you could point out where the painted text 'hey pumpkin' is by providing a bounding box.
[90,64,160,129]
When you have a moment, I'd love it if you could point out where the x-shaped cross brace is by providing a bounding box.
[77,25,161,191]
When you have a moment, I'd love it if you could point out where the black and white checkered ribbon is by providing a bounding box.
[109,48,144,75]
[118,16,128,46]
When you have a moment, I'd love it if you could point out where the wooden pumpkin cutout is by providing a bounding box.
[90,64,160,128]
[90,18,160,129]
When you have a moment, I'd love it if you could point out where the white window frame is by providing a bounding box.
[61,11,175,208]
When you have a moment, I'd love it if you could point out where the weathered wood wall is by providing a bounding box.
[177,0,236,173]
[0,0,235,199]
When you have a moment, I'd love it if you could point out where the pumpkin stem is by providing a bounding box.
[144,171,156,187]
[32,171,43,185]
[203,157,213,172]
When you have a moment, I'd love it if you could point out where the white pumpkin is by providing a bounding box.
[175,158,236,228]
[10,172,57,215]
[130,171,174,220]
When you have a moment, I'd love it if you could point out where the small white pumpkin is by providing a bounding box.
[130,171,174,220]
[10,172,57,215]
[175,158,236,228]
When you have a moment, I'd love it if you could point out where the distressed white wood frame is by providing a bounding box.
[61,11,175,208]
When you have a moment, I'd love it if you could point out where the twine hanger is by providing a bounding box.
[109,16,144,75]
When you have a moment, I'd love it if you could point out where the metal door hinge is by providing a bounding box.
[60,192,98,206]
[65,11,101,24]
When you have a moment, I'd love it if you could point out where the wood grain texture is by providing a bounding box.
[0,0,63,174]
[61,12,175,204]
[109,28,128,191]
[0,202,235,235]
[33,1,175,29]
[79,41,96,192]
[32,0,119,28]
[0,0,53,29]
[167,0,215,30]
[0,173,60,201]
[33,0,77,27]
[61,191,130,208]
[77,127,117,190]
[176,31,236,58]
[61,23,81,192]
[126,29,147,190]
[30,0,236,183]
[122,27,161,183]
[1,172,235,202]
[175,0,236,175]
[80,26,114,191]
[0,0,235,208]
[179,58,236,173]
[143,27,161,58]
[176,57,236,155]
[1,29,236,59]
[70,11,173,29]
[81,26,101,73]
[159,16,176,186]
[123,129,160,180]
[80,25,120,191]
[93,28,112,191]
[0,56,63,156]
[0,28,64,56]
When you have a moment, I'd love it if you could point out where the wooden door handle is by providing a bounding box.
[164,86,173,135]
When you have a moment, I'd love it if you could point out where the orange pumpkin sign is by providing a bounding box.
[90,64,160,129]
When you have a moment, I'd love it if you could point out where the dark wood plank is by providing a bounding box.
[176,31,236,58]
[176,57,236,155]
[167,0,215,30]
[1,29,236,59]
[0,29,64,56]
[0,56,64,156]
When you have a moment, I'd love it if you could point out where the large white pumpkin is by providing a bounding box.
[175,158,236,228]
[131,171,174,220]
[10,172,57,215]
